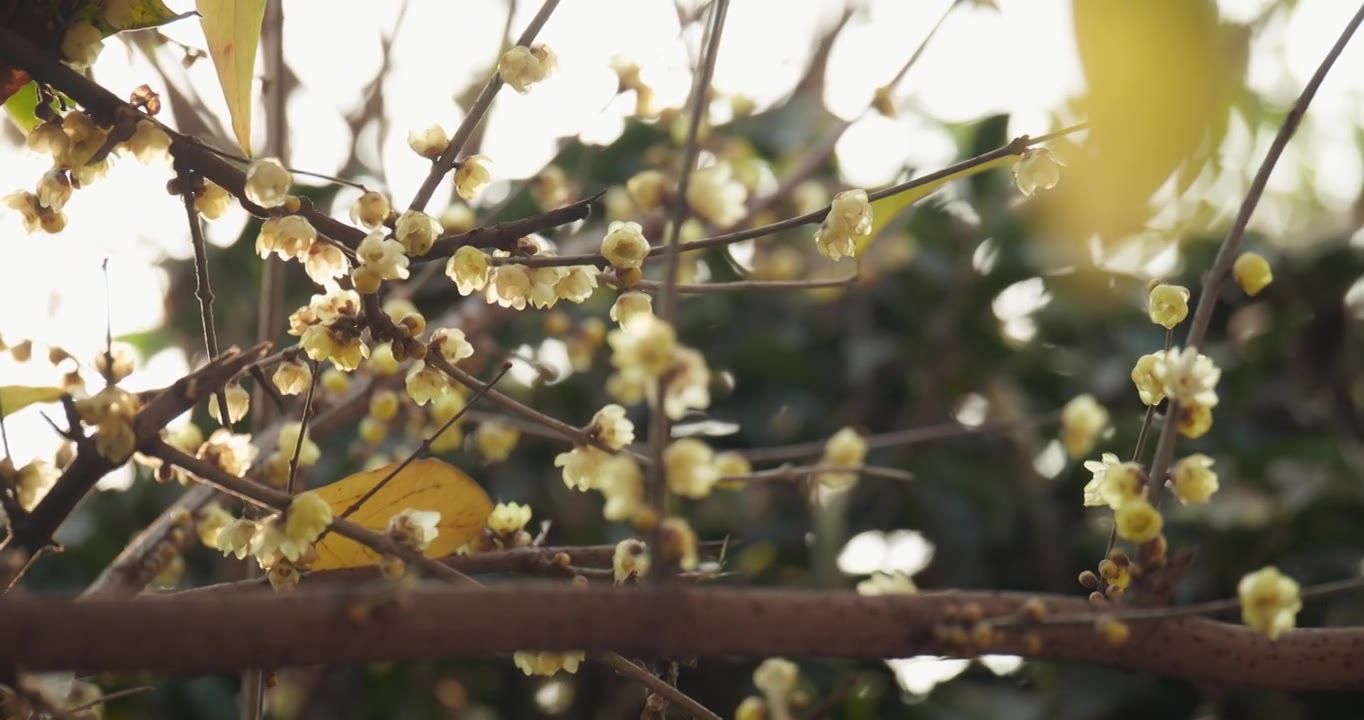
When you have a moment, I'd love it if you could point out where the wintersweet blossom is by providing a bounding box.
[356,231,411,281]
[857,570,918,595]
[1233,252,1273,295]
[817,427,866,489]
[485,264,533,310]
[1171,453,1218,504]
[387,508,441,551]
[613,538,650,583]
[610,292,653,325]
[601,221,650,270]
[599,456,645,521]
[555,445,610,491]
[350,191,391,229]
[395,209,441,256]
[1131,353,1165,406]
[475,420,520,462]
[1081,453,1145,509]
[1153,347,1221,407]
[1238,566,1301,640]
[487,502,532,536]
[686,163,747,227]
[608,314,677,380]
[244,158,292,208]
[664,438,719,498]
[814,189,872,261]
[499,44,558,94]
[590,404,635,450]
[407,125,448,159]
[626,170,668,211]
[1012,147,1064,197]
[513,651,583,676]
[405,362,449,405]
[431,328,475,365]
[1114,498,1162,543]
[1060,394,1109,458]
[455,155,493,200]
[61,21,103,67]
[446,246,492,295]
[1148,284,1190,329]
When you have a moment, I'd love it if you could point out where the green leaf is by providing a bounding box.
[4,81,49,133]
[858,154,1015,254]
[196,0,266,157]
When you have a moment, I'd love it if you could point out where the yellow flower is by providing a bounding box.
[589,404,635,450]
[513,651,583,676]
[475,419,521,462]
[713,451,752,490]
[285,491,333,543]
[3,191,42,234]
[499,44,558,94]
[1131,353,1166,406]
[611,292,654,326]
[660,517,699,569]
[349,190,391,229]
[36,169,72,211]
[814,189,872,261]
[407,124,448,159]
[405,362,450,406]
[304,241,349,285]
[856,570,918,596]
[1060,393,1109,458]
[665,438,719,498]
[431,328,475,365]
[120,120,171,164]
[613,538,650,583]
[531,164,569,210]
[735,697,767,720]
[446,246,492,295]
[244,158,292,208]
[1148,284,1190,329]
[1238,566,1301,640]
[1153,346,1221,408]
[196,180,232,219]
[608,314,677,380]
[61,21,104,67]
[455,154,493,201]
[485,264,532,310]
[555,445,610,491]
[277,422,320,466]
[601,220,651,270]
[393,211,437,257]
[1012,147,1064,197]
[626,170,669,211]
[272,358,313,396]
[1171,453,1218,504]
[487,502,532,536]
[686,162,748,227]
[198,429,259,477]
[1233,252,1273,296]
[817,427,866,489]
[1114,498,1162,543]
[387,508,442,551]
[206,383,251,425]
[196,502,235,547]
[1177,402,1213,439]
[752,658,800,701]
[658,347,711,421]
[600,456,645,521]
[1082,452,1144,509]
[215,518,257,559]
[555,266,598,304]
[357,231,411,281]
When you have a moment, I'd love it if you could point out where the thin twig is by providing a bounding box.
[335,363,511,522]
[621,275,857,294]
[1145,3,1364,505]
[406,0,562,212]
[494,122,1092,269]
[722,463,913,484]
[63,684,154,714]
[174,161,234,428]
[741,410,1062,464]
[284,360,319,495]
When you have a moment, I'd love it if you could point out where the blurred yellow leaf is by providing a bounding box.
[0,385,64,418]
[310,458,493,570]
[196,0,266,156]
[1052,0,1243,246]
[859,155,1015,253]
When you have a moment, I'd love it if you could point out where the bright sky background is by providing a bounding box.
[1,0,1363,578]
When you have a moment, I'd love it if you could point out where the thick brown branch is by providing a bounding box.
[1,586,1362,690]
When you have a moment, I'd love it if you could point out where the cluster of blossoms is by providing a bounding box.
[213,491,334,591]
[8,107,173,235]
[289,288,368,370]
[444,242,599,312]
